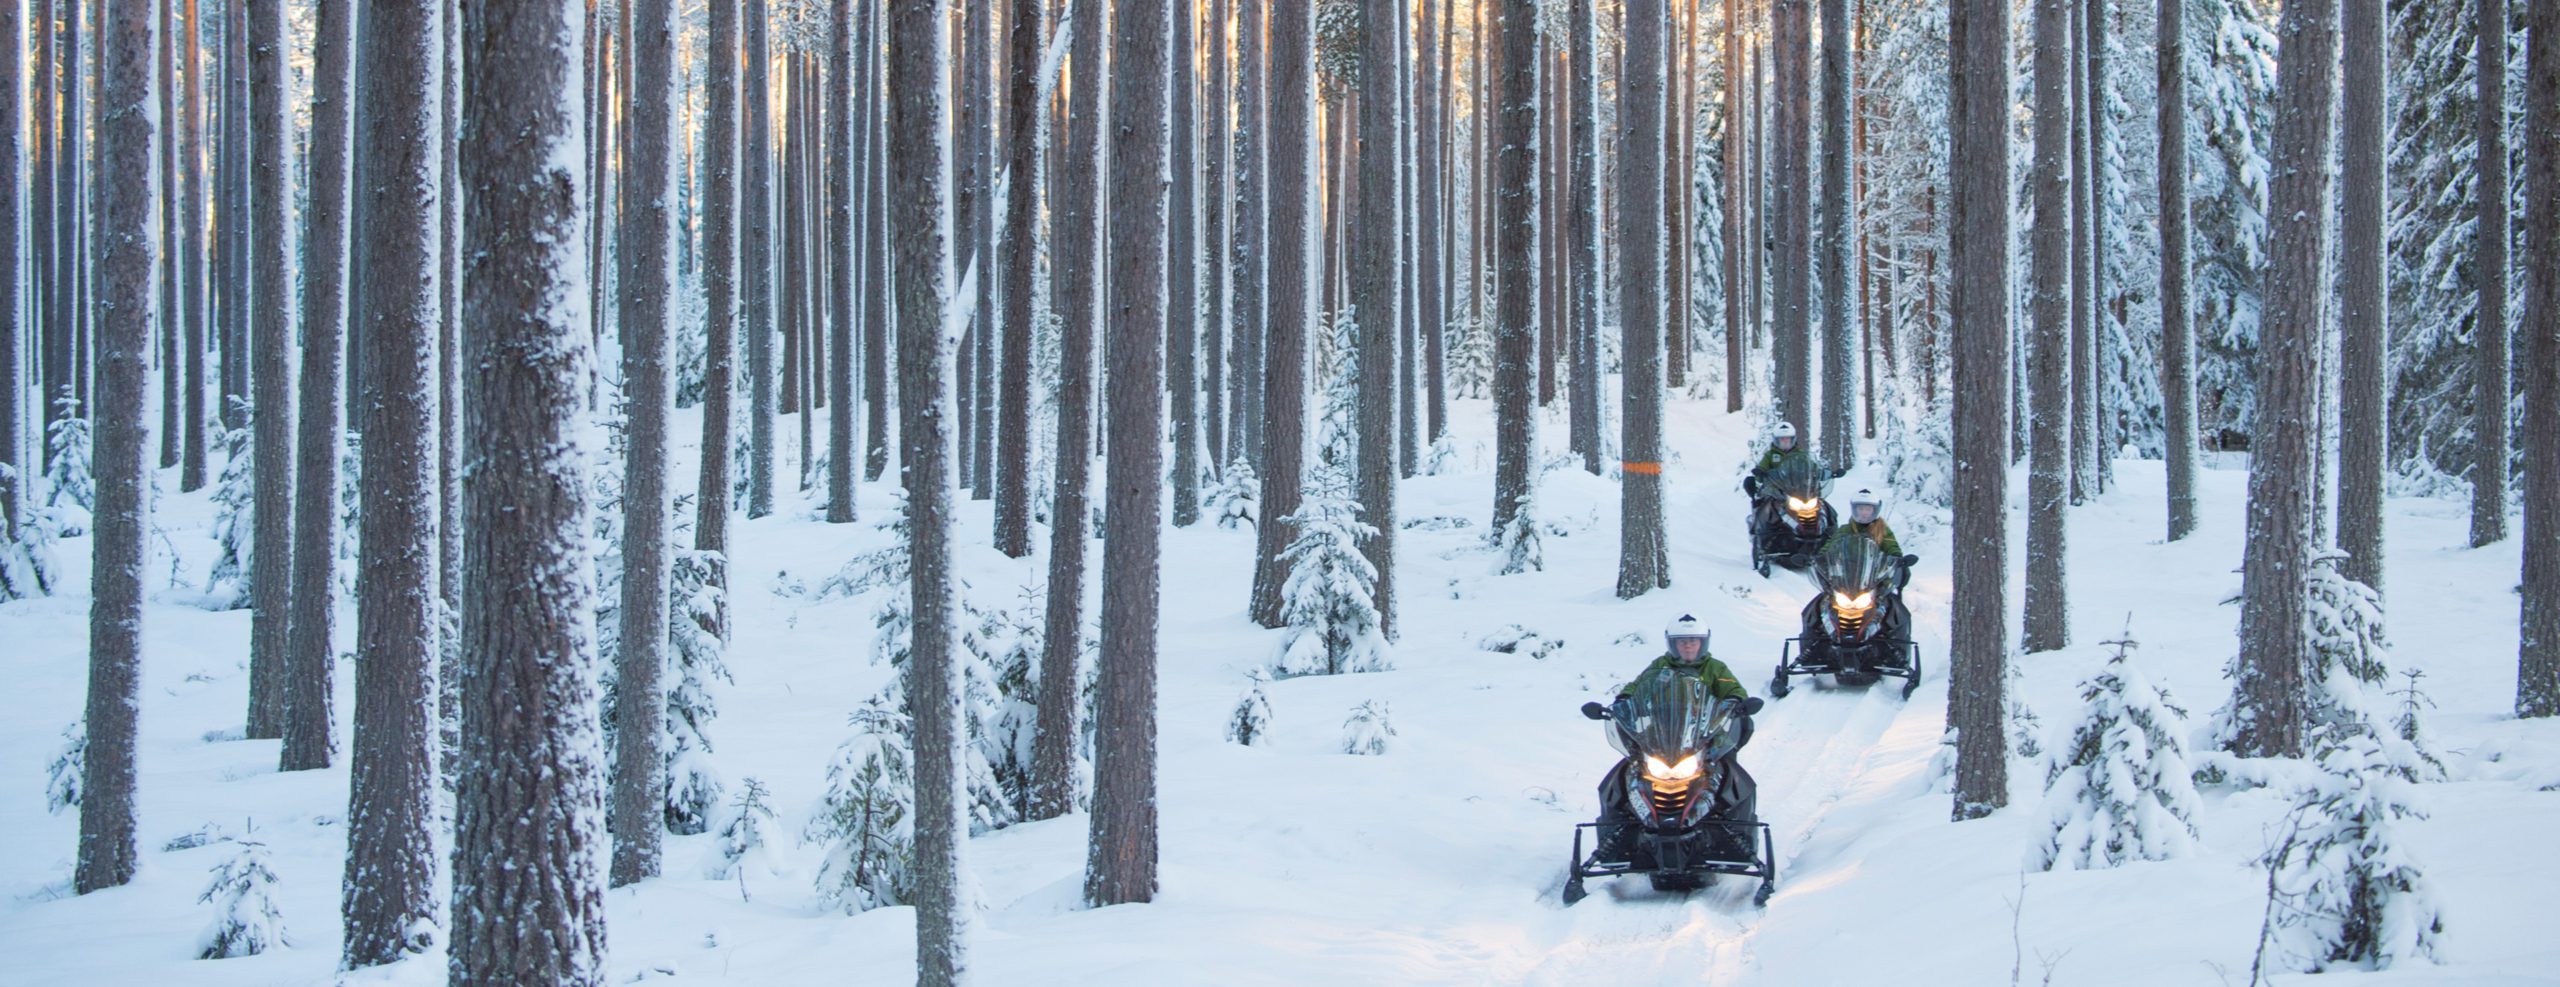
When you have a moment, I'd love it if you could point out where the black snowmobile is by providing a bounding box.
[1745,455,1837,576]
[1562,669,1777,907]
[1770,535,1921,699]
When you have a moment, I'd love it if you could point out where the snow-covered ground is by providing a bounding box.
[5,393,2557,985]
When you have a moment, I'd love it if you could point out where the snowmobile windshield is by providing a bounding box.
[1615,667,1745,767]
[1816,534,1891,596]
[1769,454,1826,504]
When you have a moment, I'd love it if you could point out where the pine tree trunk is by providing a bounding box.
[2159,0,2197,541]
[1206,0,1231,468]
[1090,0,1169,907]
[1771,0,1812,435]
[863,1,891,482]
[452,3,612,979]
[994,0,1038,555]
[28,0,52,462]
[1171,0,1201,527]
[0,0,20,542]
[1619,0,1671,598]
[609,0,675,889]
[1249,0,1311,626]
[245,0,297,743]
[2066,0,2092,505]
[222,0,249,432]
[438,0,461,612]
[2521,0,2560,718]
[2233,0,2338,761]
[1397,0,1419,480]
[1664,0,1687,390]
[76,0,153,895]
[1539,51,1560,413]
[1232,0,1266,471]
[1569,0,1602,478]
[179,0,208,492]
[1033,0,1107,817]
[1355,0,1400,634]
[1415,0,1445,444]
[340,0,444,962]
[2472,0,2511,548]
[2023,0,2073,655]
[887,0,967,973]
[1722,0,1743,413]
[280,0,355,774]
[2085,0,2111,493]
[1818,0,1853,471]
[971,6,998,501]
[828,0,859,525]
[2337,0,2386,592]
[696,0,738,653]
[1949,0,2014,821]
[158,0,177,472]
[745,0,776,518]
[1491,0,1538,542]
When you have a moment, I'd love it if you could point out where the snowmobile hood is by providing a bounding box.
[1609,668,1746,770]
[1815,535,1892,598]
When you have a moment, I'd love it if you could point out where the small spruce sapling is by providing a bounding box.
[1341,700,1395,755]
[714,776,781,892]
[0,464,59,602]
[666,546,733,834]
[1227,669,1276,746]
[1496,479,1545,574]
[203,410,256,609]
[1207,457,1260,529]
[43,394,94,532]
[1273,465,1391,677]
[45,721,83,813]
[2034,625,2203,870]
[808,699,916,913]
[2254,730,2444,974]
[197,835,289,959]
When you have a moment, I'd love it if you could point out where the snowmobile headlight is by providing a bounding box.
[1787,496,1820,520]
[1644,753,1704,782]
[1832,590,1874,617]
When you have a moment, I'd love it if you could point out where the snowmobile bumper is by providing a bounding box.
[1563,818,1777,907]
[1770,636,1922,699]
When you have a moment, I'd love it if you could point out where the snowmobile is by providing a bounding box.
[1562,670,1778,907]
[1745,455,1837,577]
[1769,535,1921,699]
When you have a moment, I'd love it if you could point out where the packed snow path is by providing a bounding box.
[6,393,2560,985]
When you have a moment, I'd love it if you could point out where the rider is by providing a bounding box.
[1745,422,1812,496]
[1596,616,1760,859]
[1826,488,1903,558]
[1619,614,1750,704]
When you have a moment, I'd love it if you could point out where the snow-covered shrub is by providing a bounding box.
[1477,624,1564,660]
[1421,435,1459,477]
[809,699,914,914]
[203,412,255,610]
[0,465,59,602]
[714,776,780,888]
[1341,700,1394,756]
[1273,466,1390,677]
[1207,457,1259,530]
[331,430,363,598]
[45,720,83,814]
[2034,631,2201,870]
[1311,309,1360,470]
[2254,731,2443,975]
[1227,669,1275,747]
[1495,480,1545,574]
[43,395,94,533]
[665,547,733,834]
[197,837,288,959]
[2304,556,2443,780]
[976,591,1045,821]
[1448,314,1492,399]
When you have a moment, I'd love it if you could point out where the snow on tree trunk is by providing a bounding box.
[339,0,446,965]
[450,0,610,977]
[2157,0,2198,542]
[2024,0,2073,656]
[1491,0,1539,546]
[697,0,738,660]
[2522,0,2560,718]
[1619,0,1672,599]
[745,0,777,521]
[1252,0,1316,628]
[1818,0,1855,472]
[281,0,355,775]
[1353,0,1399,635]
[199,838,290,959]
[245,0,297,744]
[827,0,860,525]
[1568,0,1602,478]
[76,0,152,895]
[994,0,1040,555]
[1948,0,2016,822]
[2034,628,2201,870]
[2232,0,2338,761]
[2470,0,2511,549]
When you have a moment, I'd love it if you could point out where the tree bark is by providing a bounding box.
[2233,0,2338,760]
[608,0,675,889]
[280,0,355,774]
[745,0,776,518]
[1206,0,1231,468]
[1490,0,1538,542]
[452,2,613,981]
[76,0,153,895]
[178,0,208,492]
[1356,0,1400,632]
[1171,0,1201,527]
[2159,0,2196,541]
[340,0,444,962]
[2085,0,2111,494]
[158,0,177,472]
[1771,0,1811,435]
[2337,0,2386,589]
[1416,0,1445,443]
[1818,0,1854,471]
[245,0,297,742]
[1,0,21,541]
[1618,0,1671,598]
[2521,0,2559,717]
[864,1,891,482]
[828,0,860,525]
[994,0,1039,554]
[1722,0,1743,413]
[2024,0,2073,655]
[1232,0,1266,470]
[1249,0,1312,625]
[1949,0,2014,821]
[2472,0,2511,548]
[1568,0,1601,477]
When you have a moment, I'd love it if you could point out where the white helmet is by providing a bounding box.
[1772,422,1797,440]
[1850,488,1883,520]
[1664,614,1712,655]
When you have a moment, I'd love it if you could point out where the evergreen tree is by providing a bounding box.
[809,699,916,913]
[197,838,289,959]
[714,776,781,887]
[1275,466,1392,677]
[1341,699,1395,755]
[2035,629,2201,869]
[2255,731,2444,974]
[1228,669,1276,746]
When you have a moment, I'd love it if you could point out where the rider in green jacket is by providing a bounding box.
[1620,615,1751,703]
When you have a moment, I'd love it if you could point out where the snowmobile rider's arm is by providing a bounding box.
[1618,654,1752,703]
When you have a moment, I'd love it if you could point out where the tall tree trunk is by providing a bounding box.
[2159,0,2196,541]
[1817,0,1853,470]
[222,0,249,432]
[453,2,612,975]
[76,0,153,895]
[158,0,177,471]
[1722,0,1743,413]
[745,0,776,518]
[245,0,298,742]
[887,0,969,974]
[2520,0,2560,717]
[1949,0,2014,821]
[864,0,891,482]
[1490,0,1538,542]
[1396,0,1419,479]
[2024,0,2073,655]
[438,0,461,612]
[994,0,1038,554]
[179,0,208,491]
[1231,0,1266,471]
[341,0,444,962]
[1619,0,1671,598]
[281,0,355,774]
[1356,0,1400,633]
[828,0,859,525]
[1171,0,1201,527]
[2066,0,2092,504]
[1538,48,1559,413]
[2085,0,2111,493]
[1415,0,1444,444]
[29,0,53,461]
[696,0,738,651]
[1205,0,1231,468]
[1771,0,1811,435]
[1749,34,1766,352]
[1569,0,1602,477]
[610,0,675,889]
[1248,0,1311,626]
[971,3,998,501]
[1,0,22,544]
[1032,0,1107,817]
[2233,0,2338,760]
[2337,0,2386,590]
[1665,0,1687,390]
[1090,0,1168,907]
[2472,0,2511,548]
